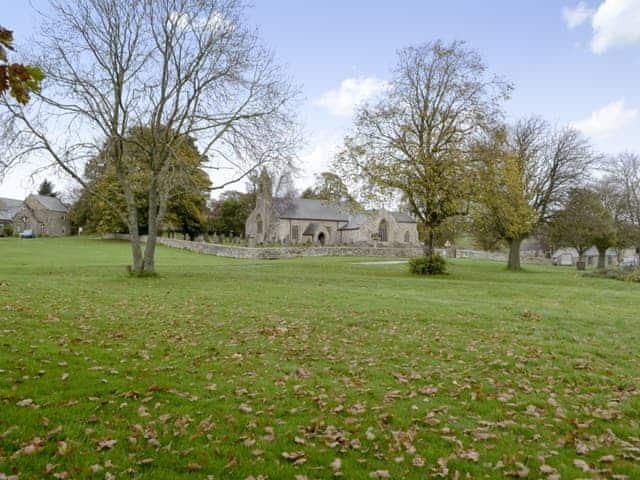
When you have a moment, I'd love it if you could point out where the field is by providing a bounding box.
[1,237,639,479]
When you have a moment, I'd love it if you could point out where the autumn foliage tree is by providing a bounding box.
[0,27,43,104]
[337,40,511,256]
[473,118,597,270]
[472,127,537,263]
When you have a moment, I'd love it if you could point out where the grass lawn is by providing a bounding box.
[0,237,639,479]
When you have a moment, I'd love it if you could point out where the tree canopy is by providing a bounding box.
[0,27,43,105]
[71,127,210,239]
[337,40,511,256]
[37,179,57,197]
[208,191,256,238]
[548,188,616,269]
[301,172,359,208]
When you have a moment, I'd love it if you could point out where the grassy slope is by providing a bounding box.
[0,237,638,479]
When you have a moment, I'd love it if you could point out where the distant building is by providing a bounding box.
[1,195,71,236]
[245,173,418,246]
[0,197,23,235]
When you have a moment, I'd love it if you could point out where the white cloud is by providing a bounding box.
[590,0,640,53]
[562,2,595,28]
[571,100,638,138]
[315,77,389,117]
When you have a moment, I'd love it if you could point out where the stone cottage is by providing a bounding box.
[245,174,418,246]
[0,197,23,236]
[11,195,71,236]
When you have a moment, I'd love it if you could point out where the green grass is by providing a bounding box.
[0,237,639,479]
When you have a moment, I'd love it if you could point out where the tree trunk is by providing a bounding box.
[576,253,586,271]
[129,227,144,273]
[507,238,522,271]
[597,249,606,271]
[423,227,435,256]
[142,185,159,274]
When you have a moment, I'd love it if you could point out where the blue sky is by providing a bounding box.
[2,0,640,198]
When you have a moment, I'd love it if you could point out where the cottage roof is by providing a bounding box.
[0,197,23,221]
[30,195,68,213]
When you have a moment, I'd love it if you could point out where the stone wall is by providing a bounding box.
[103,234,551,264]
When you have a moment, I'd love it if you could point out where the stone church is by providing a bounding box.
[245,174,418,246]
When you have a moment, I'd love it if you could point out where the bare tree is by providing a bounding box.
[501,117,598,270]
[336,40,512,257]
[1,0,298,274]
[603,152,640,252]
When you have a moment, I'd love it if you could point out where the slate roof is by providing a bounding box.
[275,198,353,221]
[0,198,23,221]
[391,212,416,223]
[274,198,416,230]
[30,195,68,213]
[302,223,324,236]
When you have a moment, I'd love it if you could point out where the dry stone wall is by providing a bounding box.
[103,234,550,264]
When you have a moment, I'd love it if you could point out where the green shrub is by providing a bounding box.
[409,254,447,275]
[2,224,13,237]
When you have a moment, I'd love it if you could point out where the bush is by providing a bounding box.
[409,254,447,275]
[2,224,13,237]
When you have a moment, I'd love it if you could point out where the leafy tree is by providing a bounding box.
[472,127,537,264]
[548,188,616,270]
[37,179,57,197]
[0,27,43,104]
[473,118,597,270]
[301,172,359,207]
[71,127,210,239]
[337,40,511,257]
[208,191,256,237]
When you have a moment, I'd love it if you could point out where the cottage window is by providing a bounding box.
[292,225,299,241]
[378,220,388,242]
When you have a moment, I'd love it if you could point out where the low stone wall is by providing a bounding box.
[455,249,550,265]
[103,234,550,263]
[103,233,427,259]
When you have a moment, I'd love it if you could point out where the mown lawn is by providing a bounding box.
[0,237,638,479]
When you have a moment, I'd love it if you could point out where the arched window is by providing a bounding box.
[378,219,388,242]
[404,231,410,243]
[256,214,263,235]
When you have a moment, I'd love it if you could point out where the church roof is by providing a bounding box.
[275,198,354,221]
[274,198,417,230]
[0,198,23,221]
[302,223,324,236]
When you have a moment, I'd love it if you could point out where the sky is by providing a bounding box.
[2,0,640,200]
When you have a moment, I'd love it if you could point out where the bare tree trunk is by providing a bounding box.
[423,227,435,256]
[576,253,586,271]
[597,249,607,271]
[507,238,522,271]
[143,184,159,274]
